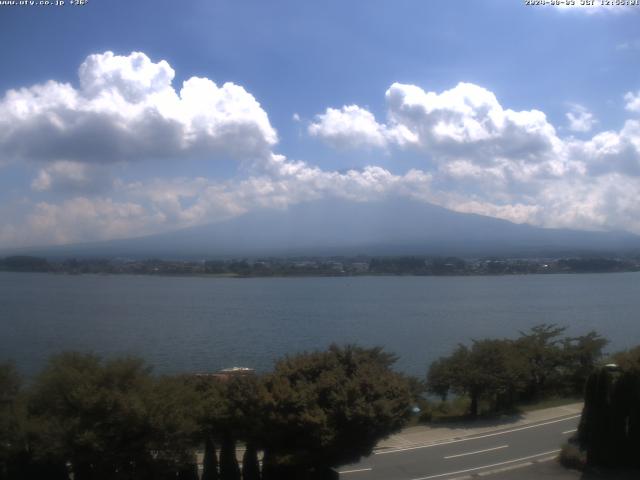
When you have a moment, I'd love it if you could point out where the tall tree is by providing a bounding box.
[516,324,567,400]
[426,358,452,402]
[201,435,219,480]
[427,339,527,417]
[241,444,260,480]
[262,344,413,475]
[219,432,241,480]
[578,349,640,468]
[27,353,199,480]
[0,363,23,480]
[561,331,608,396]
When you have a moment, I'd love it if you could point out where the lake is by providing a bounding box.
[1,271,639,378]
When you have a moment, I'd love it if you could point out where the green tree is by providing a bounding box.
[201,435,219,480]
[0,363,25,480]
[262,345,412,477]
[427,339,528,417]
[516,324,567,400]
[27,353,199,480]
[611,345,640,372]
[220,375,268,480]
[578,348,640,468]
[561,331,608,396]
[219,432,241,480]
[145,375,201,478]
[241,443,260,480]
[426,358,451,402]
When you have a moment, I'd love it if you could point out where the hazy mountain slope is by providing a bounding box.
[8,198,640,258]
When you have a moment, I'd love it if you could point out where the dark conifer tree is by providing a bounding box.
[202,435,219,480]
[219,432,241,480]
[241,443,260,480]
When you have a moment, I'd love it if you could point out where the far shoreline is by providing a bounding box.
[2,269,639,279]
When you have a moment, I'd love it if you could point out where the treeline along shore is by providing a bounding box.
[1,254,640,277]
[2,324,639,479]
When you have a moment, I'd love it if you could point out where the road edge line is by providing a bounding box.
[376,414,580,455]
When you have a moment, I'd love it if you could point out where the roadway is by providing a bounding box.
[338,414,580,480]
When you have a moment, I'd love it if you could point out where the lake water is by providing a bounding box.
[1,272,639,378]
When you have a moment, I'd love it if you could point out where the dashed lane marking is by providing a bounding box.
[376,415,580,455]
[409,449,561,480]
[444,445,508,459]
[338,468,373,474]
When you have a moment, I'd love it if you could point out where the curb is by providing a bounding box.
[374,412,581,454]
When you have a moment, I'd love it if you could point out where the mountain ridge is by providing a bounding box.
[4,198,640,259]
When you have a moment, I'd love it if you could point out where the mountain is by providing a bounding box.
[6,198,640,259]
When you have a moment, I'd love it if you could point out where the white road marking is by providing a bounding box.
[376,415,580,455]
[338,468,373,474]
[409,449,561,480]
[444,444,508,459]
[562,429,577,434]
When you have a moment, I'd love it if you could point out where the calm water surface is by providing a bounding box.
[1,272,639,377]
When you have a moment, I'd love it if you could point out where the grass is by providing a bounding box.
[516,396,583,413]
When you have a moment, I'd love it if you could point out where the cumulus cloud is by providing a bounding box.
[625,90,640,113]
[2,123,640,248]
[4,55,640,248]
[1,154,436,247]
[0,51,277,166]
[304,81,640,234]
[31,161,112,194]
[566,104,597,132]
[0,197,163,248]
[385,82,562,163]
[308,104,416,149]
[311,82,563,165]
[573,120,640,176]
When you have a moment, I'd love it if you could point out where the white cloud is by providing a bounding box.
[385,82,561,164]
[0,197,163,248]
[4,58,640,248]
[574,120,640,176]
[31,161,112,194]
[310,82,562,167]
[303,81,640,233]
[566,104,597,132]
[2,123,640,248]
[0,155,436,247]
[625,90,640,113]
[308,104,415,149]
[0,51,277,166]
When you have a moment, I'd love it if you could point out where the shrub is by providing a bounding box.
[559,443,586,471]
[418,404,433,423]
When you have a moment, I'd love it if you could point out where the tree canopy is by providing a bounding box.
[578,348,640,468]
[1,345,413,480]
[261,345,413,474]
[427,325,608,417]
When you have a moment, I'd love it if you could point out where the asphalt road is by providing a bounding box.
[338,414,581,480]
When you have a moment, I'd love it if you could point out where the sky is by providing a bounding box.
[0,0,640,248]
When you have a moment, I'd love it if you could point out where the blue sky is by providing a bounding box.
[1,0,639,247]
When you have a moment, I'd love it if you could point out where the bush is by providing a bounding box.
[418,404,433,423]
[559,443,586,471]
